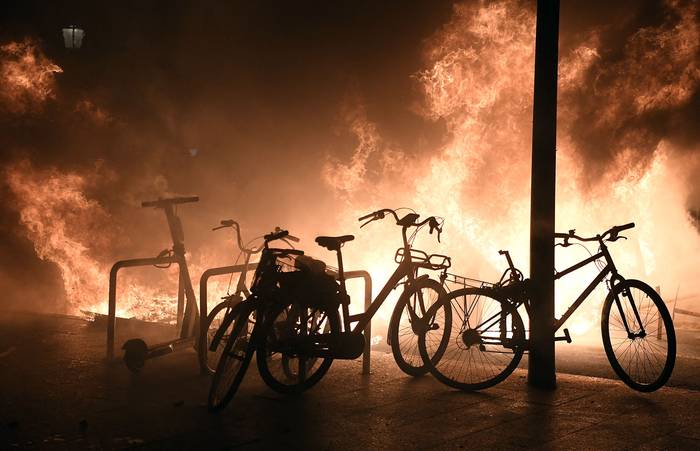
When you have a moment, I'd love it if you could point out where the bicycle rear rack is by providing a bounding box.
[441,272,494,291]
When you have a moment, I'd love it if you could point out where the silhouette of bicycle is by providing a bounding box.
[203,220,299,375]
[419,223,676,392]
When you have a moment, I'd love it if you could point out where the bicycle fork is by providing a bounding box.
[612,285,647,338]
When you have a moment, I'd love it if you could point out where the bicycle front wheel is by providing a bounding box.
[208,301,257,412]
[257,302,340,394]
[418,287,525,391]
[601,279,676,392]
[203,299,238,375]
[388,277,451,376]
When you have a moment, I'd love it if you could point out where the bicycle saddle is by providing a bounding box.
[315,235,354,251]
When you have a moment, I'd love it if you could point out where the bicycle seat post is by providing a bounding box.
[335,247,347,294]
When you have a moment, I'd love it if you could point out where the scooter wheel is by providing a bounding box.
[122,339,148,373]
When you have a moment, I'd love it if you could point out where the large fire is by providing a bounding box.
[4,160,183,320]
[2,1,699,343]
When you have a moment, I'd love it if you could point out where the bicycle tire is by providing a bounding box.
[418,287,525,390]
[257,302,340,394]
[208,301,257,412]
[601,279,676,392]
[202,300,238,376]
[388,277,451,376]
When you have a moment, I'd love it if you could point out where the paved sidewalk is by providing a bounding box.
[1,312,699,450]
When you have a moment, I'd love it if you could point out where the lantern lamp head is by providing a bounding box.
[62,26,84,49]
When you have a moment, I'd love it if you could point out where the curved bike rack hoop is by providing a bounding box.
[343,270,373,375]
[198,262,258,374]
[107,254,196,360]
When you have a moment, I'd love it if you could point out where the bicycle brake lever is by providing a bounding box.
[360,218,374,228]
[212,225,228,231]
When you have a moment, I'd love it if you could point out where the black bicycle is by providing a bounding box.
[256,208,453,396]
[419,223,676,392]
[208,229,305,411]
[208,209,452,411]
[203,220,299,375]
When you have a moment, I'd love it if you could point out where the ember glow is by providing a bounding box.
[1,1,699,344]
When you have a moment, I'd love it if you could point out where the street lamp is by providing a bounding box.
[62,26,84,49]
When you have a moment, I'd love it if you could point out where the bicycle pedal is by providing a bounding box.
[554,328,572,344]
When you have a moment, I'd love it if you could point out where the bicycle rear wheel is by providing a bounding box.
[418,287,525,391]
[601,279,676,392]
[257,302,339,394]
[388,278,451,376]
[208,301,257,412]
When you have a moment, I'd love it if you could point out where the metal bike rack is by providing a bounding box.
[198,262,258,374]
[343,270,373,375]
[106,254,199,361]
[197,265,373,375]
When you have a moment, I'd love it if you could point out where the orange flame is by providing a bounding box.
[4,161,183,320]
[322,0,700,339]
[4,2,700,342]
[0,39,62,114]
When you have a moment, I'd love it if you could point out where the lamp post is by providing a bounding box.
[62,25,85,49]
[528,0,559,390]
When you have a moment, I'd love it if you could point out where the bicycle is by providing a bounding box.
[259,208,453,384]
[208,228,309,411]
[208,209,453,411]
[418,223,676,392]
[202,220,299,375]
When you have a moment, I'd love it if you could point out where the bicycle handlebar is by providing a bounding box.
[141,196,199,208]
[358,208,443,242]
[358,209,400,225]
[556,222,636,245]
[264,229,289,243]
[213,220,299,253]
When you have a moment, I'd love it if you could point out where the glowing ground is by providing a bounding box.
[1,311,699,450]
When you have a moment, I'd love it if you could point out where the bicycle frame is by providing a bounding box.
[514,240,646,336]
[345,257,439,333]
[333,211,449,335]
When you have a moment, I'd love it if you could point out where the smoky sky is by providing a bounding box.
[1,0,699,310]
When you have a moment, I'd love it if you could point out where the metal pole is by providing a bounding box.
[655,286,662,339]
[528,0,559,390]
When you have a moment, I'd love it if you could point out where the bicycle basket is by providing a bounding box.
[252,248,303,291]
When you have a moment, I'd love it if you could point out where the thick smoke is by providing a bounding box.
[560,0,700,196]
